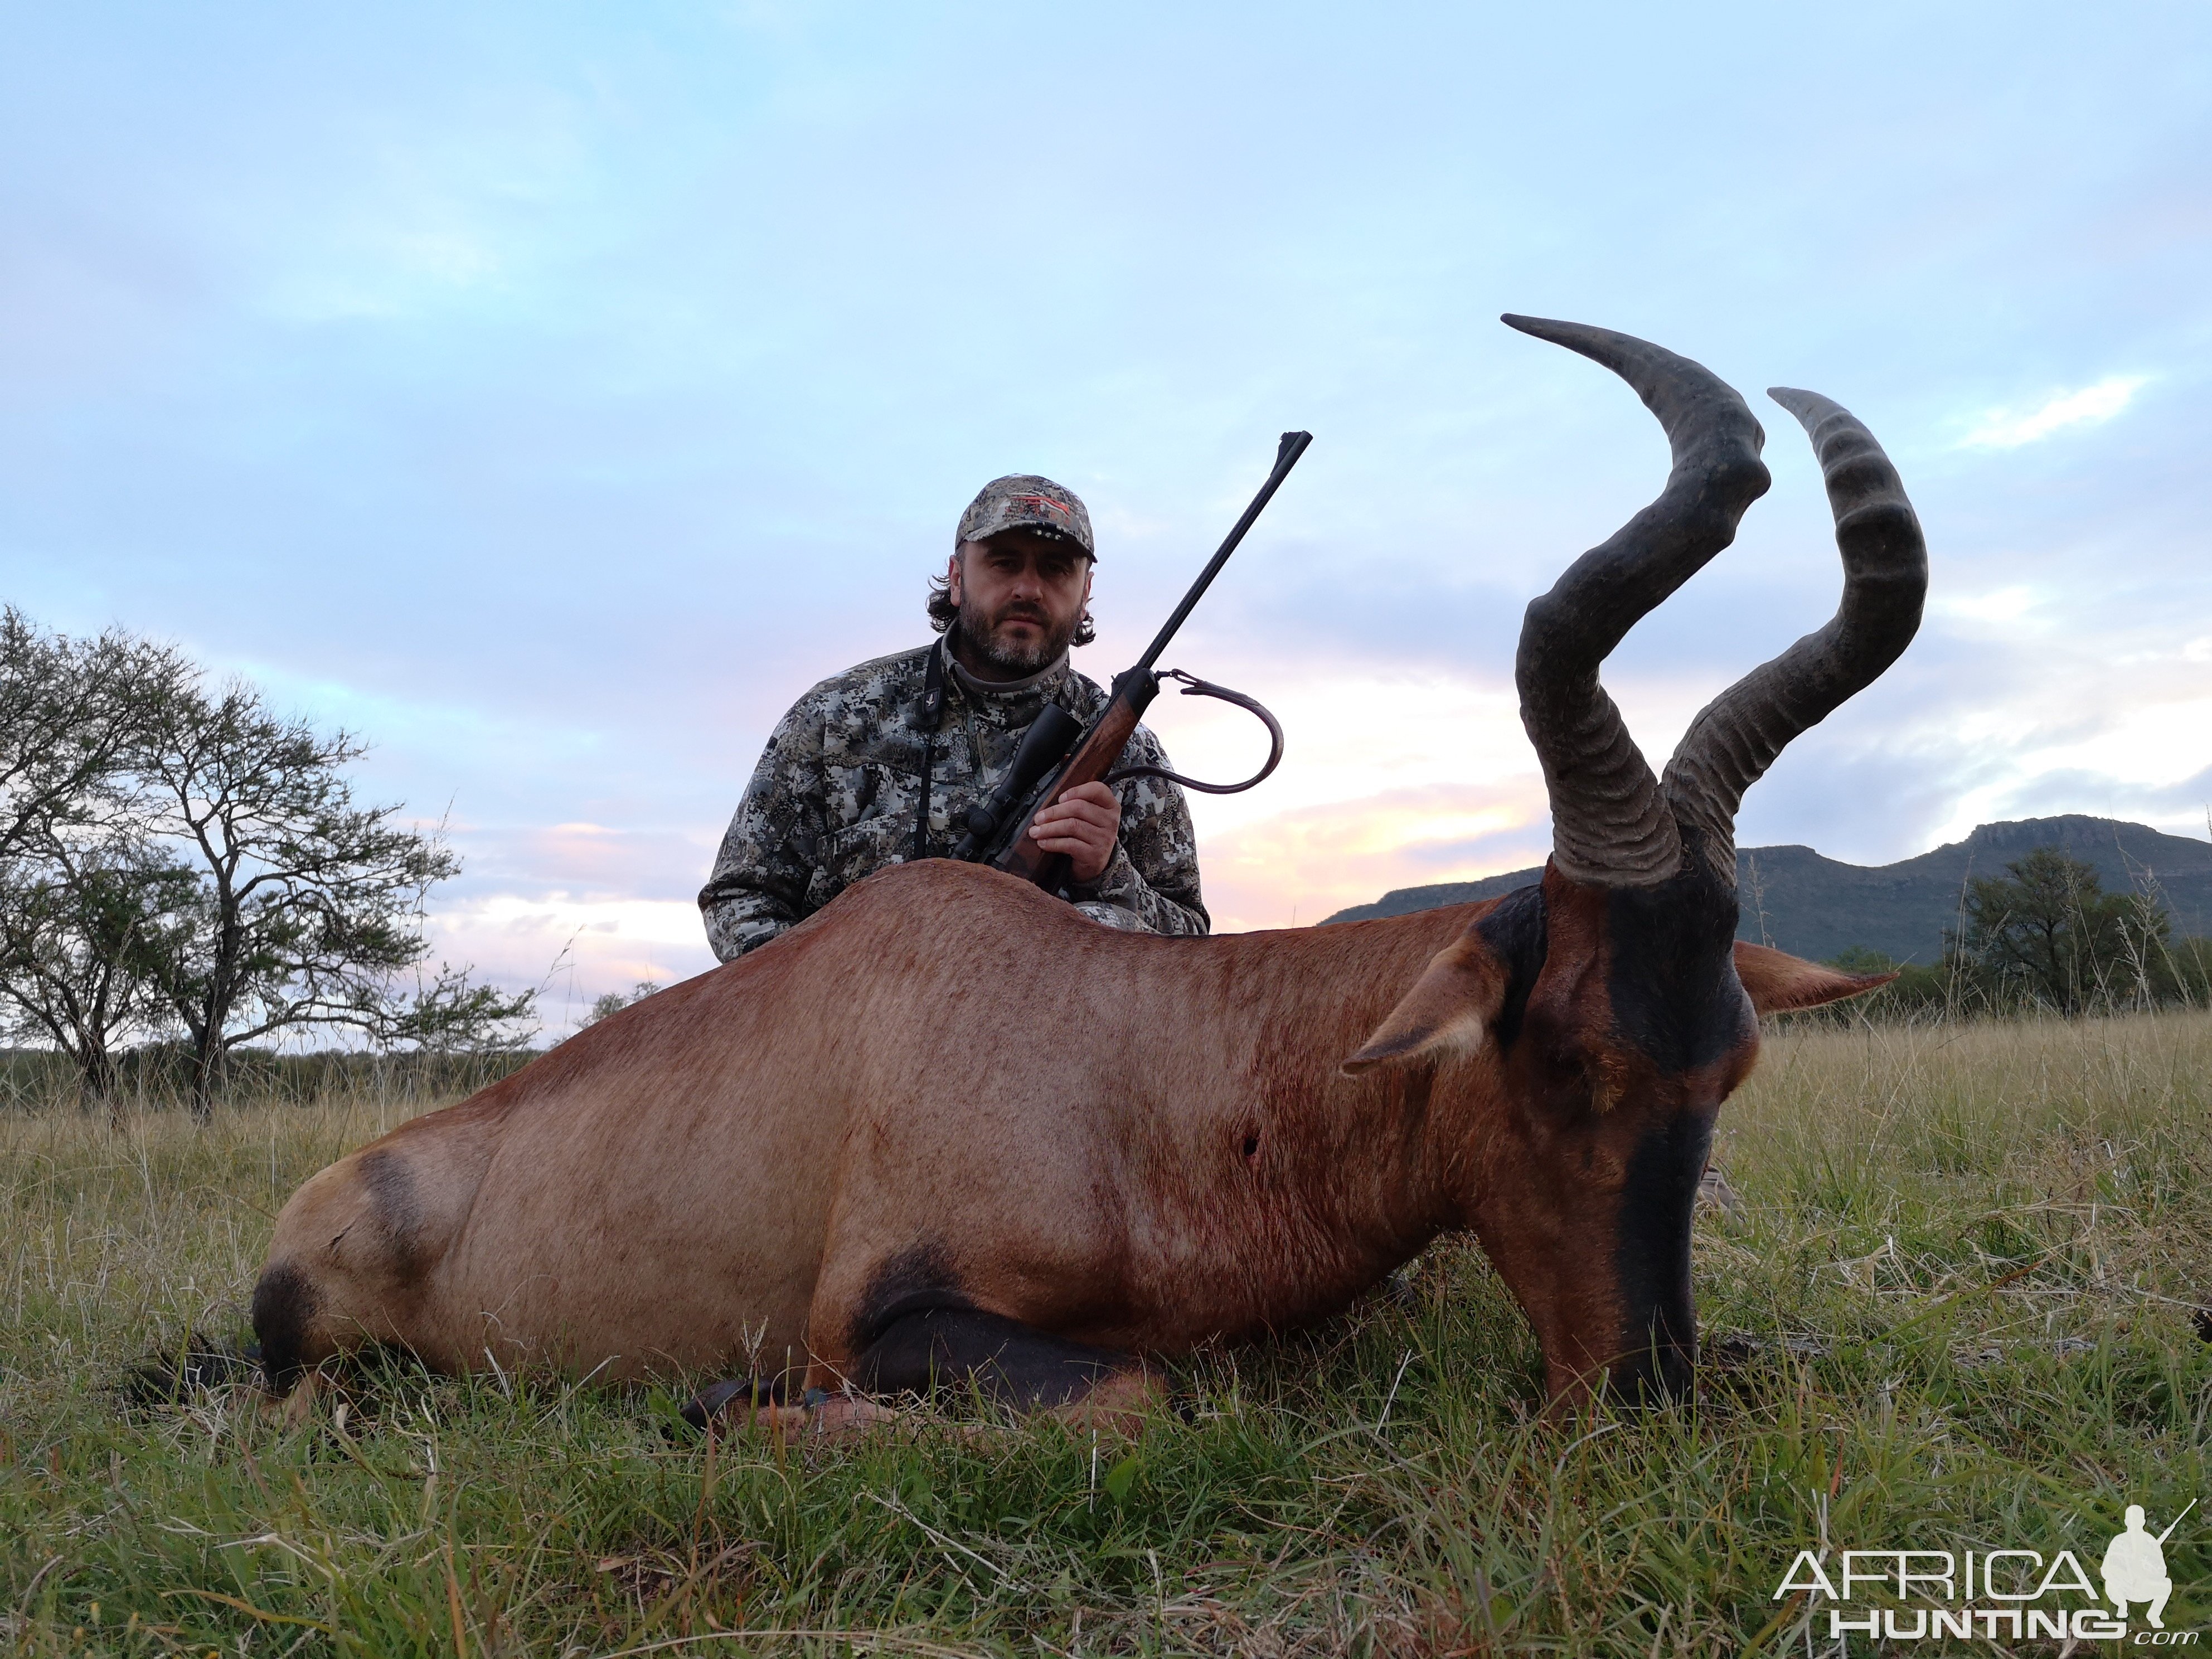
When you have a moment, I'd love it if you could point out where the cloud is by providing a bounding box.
[1957,376,2149,450]
[1932,585,2044,629]
[422,891,716,1027]
[1195,780,1552,932]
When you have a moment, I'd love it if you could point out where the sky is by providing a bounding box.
[3,2,2208,1023]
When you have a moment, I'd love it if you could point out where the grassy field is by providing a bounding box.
[3,1014,2209,1656]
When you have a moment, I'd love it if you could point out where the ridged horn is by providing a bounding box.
[1506,314,1772,885]
[1661,388,1928,880]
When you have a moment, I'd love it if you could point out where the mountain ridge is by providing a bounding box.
[1318,816,2212,964]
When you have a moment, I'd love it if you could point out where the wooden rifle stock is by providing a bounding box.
[992,669,1155,890]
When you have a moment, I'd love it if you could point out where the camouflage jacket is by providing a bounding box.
[699,639,1207,961]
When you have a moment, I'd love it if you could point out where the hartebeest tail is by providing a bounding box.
[254,319,1925,1427]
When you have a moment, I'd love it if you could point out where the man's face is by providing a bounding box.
[946,530,1094,677]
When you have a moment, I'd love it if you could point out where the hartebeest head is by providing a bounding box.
[1345,316,1928,1405]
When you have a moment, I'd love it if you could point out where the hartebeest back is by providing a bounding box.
[253,318,1927,1425]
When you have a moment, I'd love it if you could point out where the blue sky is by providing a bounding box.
[4,2,2208,1015]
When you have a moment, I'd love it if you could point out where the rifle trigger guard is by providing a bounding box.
[1103,669,1284,795]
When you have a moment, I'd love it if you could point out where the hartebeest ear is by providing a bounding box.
[1733,941,1898,1014]
[1342,930,1512,1075]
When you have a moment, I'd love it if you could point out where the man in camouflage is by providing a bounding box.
[699,474,1207,961]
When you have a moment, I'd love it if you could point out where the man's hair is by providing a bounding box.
[927,551,1097,647]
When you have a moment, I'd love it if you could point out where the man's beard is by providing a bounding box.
[955,600,1076,676]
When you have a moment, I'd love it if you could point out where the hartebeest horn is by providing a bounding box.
[1660,389,1928,880]
[1505,315,1772,885]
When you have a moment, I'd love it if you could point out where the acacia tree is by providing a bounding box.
[1956,847,2167,1014]
[1,608,183,860]
[0,829,196,1110]
[0,613,192,1106]
[3,618,533,1114]
[133,677,535,1118]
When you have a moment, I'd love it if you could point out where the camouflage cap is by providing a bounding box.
[956,474,1095,557]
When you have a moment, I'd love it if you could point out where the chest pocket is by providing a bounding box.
[810,758,951,907]
[810,808,924,908]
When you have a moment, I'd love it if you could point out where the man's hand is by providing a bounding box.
[1029,782,1120,884]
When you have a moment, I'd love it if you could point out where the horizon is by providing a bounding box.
[1347,808,2212,906]
[5,4,2209,1017]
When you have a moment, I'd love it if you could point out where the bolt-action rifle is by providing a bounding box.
[952,430,1312,891]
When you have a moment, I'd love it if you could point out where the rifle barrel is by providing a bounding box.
[1133,431,1312,676]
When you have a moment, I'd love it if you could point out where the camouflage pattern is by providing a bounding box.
[700,640,1206,961]
[956,474,1095,554]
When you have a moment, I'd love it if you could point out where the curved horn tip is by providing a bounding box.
[1767,386,1849,432]
[1501,312,1572,342]
[1501,313,1628,357]
[1501,313,1671,385]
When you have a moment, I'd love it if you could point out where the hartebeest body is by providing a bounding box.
[254,318,1928,1420]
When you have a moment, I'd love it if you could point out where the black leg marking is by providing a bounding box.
[845,1245,1138,1410]
[856,1307,1135,1409]
[848,1241,966,1350]
[251,1263,319,1393]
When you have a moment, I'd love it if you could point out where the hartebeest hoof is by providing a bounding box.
[285,1382,316,1429]
[677,1377,770,1431]
[265,1372,318,1428]
[1045,1367,1163,1437]
[679,1382,904,1442]
[780,1395,902,1439]
[766,1382,1161,1444]
[677,1364,1162,1443]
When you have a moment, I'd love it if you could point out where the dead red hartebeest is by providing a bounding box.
[251,317,1927,1428]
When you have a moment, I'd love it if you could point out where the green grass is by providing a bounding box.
[4,1013,2210,1655]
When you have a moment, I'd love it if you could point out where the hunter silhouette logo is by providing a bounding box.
[2105,1501,2193,1631]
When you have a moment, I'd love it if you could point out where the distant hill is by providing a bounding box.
[1320,816,2212,964]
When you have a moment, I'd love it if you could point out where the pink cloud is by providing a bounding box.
[1197,779,1551,932]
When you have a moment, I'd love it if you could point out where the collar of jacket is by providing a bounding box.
[945,647,1070,704]
[913,635,1071,730]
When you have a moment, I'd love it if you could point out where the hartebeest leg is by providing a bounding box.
[855,1307,1162,1433]
[684,1309,1159,1438]
[853,1306,1134,1406]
